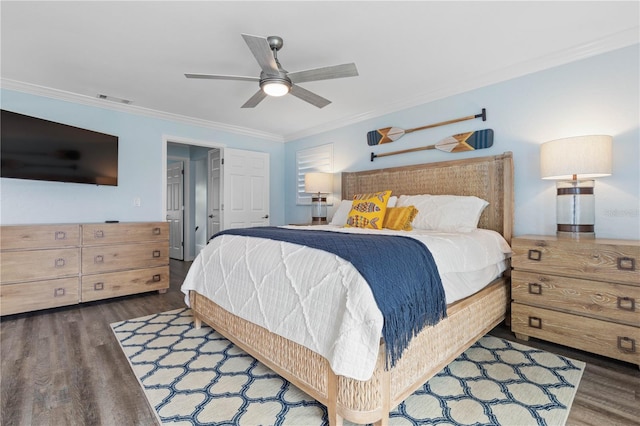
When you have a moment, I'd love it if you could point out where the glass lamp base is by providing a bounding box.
[555,179,596,239]
[311,195,327,224]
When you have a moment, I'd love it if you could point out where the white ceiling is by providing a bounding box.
[1,1,638,142]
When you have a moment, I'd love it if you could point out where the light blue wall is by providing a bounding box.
[0,90,286,226]
[2,45,638,240]
[284,45,640,240]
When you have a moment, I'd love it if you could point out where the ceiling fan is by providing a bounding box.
[185,34,359,109]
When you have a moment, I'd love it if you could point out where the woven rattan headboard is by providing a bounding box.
[341,152,514,242]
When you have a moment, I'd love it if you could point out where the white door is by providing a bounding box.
[194,157,208,257]
[222,148,270,229]
[166,161,184,260]
[207,149,222,239]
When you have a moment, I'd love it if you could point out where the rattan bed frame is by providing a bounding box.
[190,152,514,426]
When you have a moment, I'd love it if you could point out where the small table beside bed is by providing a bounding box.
[182,152,514,426]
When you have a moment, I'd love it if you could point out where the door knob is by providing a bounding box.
[209,214,213,218]
[262,214,269,219]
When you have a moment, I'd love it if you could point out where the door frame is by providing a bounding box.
[162,135,225,261]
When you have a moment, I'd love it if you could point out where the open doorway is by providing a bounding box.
[163,137,271,262]
[165,139,221,261]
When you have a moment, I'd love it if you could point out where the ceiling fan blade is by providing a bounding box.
[241,34,279,74]
[241,90,268,108]
[288,63,358,84]
[290,85,331,108]
[185,73,259,82]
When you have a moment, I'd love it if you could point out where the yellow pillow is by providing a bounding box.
[383,206,419,231]
[345,190,391,229]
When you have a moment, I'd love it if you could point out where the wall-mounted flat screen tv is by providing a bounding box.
[1,110,118,186]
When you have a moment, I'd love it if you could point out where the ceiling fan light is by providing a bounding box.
[261,79,291,97]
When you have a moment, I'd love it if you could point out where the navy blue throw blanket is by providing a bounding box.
[213,226,447,368]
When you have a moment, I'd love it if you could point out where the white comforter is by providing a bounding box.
[181,225,510,381]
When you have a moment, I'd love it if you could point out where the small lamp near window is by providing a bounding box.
[304,172,333,224]
[540,135,612,239]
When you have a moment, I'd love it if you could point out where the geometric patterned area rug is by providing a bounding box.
[111,308,585,426]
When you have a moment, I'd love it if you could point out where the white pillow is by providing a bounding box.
[329,200,353,226]
[329,196,398,226]
[396,194,488,232]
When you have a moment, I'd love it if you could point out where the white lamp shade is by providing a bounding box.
[304,172,333,194]
[540,135,612,180]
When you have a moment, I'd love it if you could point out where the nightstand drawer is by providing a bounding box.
[512,270,640,326]
[512,302,639,365]
[81,266,169,302]
[512,237,639,284]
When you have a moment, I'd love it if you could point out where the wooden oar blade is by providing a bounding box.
[435,129,493,152]
[367,127,406,146]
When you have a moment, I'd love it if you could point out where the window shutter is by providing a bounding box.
[296,144,333,205]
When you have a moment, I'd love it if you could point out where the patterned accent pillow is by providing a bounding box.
[345,190,392,229]
[383,206,419,231]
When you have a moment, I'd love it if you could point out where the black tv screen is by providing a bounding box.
[1,110,118,186]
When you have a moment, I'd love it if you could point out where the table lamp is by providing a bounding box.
[304,172,333,224]
[540,135,612,239]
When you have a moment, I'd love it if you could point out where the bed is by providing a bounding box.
[183,152,514,426]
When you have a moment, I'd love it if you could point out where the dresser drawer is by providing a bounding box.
[81,266,169,302]
[512,270,639,326]
[512,237,639,284]
[82,222,168,246]
[1,224,80,250]
[0,248,80,283]
[81,243,168,274]
[0,277,79,315]
[511,302,639,365]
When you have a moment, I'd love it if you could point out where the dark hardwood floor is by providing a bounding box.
[1,260,638,425]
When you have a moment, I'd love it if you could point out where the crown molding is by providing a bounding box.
[282,28,639,142]
[0,79,285,143]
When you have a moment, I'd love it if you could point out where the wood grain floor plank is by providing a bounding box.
[1,260,638,425]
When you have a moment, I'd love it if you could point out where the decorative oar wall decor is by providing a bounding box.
[367,108,486,146]
[371,129,493,162]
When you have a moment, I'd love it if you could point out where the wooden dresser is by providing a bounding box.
[511,235,639,366]
[1,222,169,316]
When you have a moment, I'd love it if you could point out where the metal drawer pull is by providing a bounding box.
[54,231,66,240]
[152,274,161,282]
[55,258,66,268]
[528,283,542,295]
[617,296,635,312]
[617,336,636,353]
[54,288,65,297]
[94,255,104,264]
[617,257,635,271]
[153,227,161,235]
[94,282,104,291]
[528,317,542,329]
[153,250,161,258]
[527,249,542,261]
[94,230,104,238]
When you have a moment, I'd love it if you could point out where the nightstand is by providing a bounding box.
[510,235,639,366]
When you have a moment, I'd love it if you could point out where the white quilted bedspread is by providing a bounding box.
[181,226,510,381]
